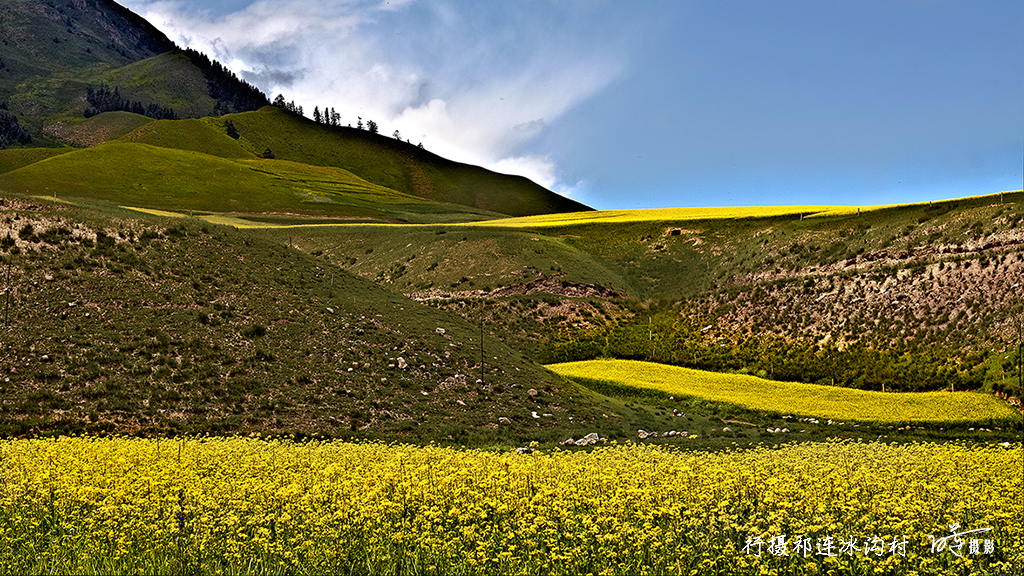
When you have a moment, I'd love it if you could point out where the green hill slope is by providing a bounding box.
[219,107,592,217]
[119,117,252,159]
[0,147,73,174]
[0,142,508,222]
[46,111,154,148]
[33,107,592,217]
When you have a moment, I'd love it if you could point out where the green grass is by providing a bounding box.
[256,224,639,295]
[47,112,154,148]
[548,359,1022,423]
[0,147,74,174]
[98,51,218,117]
[218,107,591,216]
[118,117,251,158]
[0,142,507,222]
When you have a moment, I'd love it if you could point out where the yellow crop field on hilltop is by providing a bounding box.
[0,437,1019,575]
[547,359,1020,423]
[464,205,886,228]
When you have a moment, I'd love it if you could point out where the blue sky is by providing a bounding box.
[122,0,1024,210]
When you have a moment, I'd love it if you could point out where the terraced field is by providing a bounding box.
[548,359,1021,423]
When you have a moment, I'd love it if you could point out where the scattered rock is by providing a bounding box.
[542,413,553,418]
[498,417,512,425]
[435,328,446,335]
[326,307,334,314]
[456,400,466,406]
[560,438,575,446]
[396,357,408,369]
[527,388,538,396]
[722,427,731,432]
[531,411,540,419]
[637,429,650,439]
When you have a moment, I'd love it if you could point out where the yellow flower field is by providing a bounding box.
[0,437,1019,575]
[461,205,886,228]
[548,359,1021,423]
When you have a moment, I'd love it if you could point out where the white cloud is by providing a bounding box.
[488,155,588,201]
[120,0,624,197]
[490,155,559,189]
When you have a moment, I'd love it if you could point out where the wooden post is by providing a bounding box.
[649,316,653,359]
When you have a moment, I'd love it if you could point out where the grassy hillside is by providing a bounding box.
[533,193,1024,394]
[0,197,621,443]
[218,107,592,217]
[45,111,154,148]
[0,142,507,222]
[0,185,1020,448]
[119,117,252,159]
[4,105,591,218]
[95,51,220,118]
[0,147,73,174]
[272,192,1024,402]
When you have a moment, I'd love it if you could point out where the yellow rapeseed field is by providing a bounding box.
[548,359,1021,423]
[0,437,1019,575]
[460,206,888,228]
